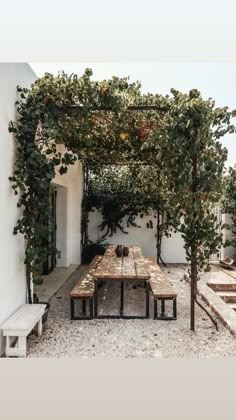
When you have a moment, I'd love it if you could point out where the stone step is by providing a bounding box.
[208,283,236,292]
[216,291,236,303]
[228,303,236,311]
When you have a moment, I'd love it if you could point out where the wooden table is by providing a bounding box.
[93,245,150,319]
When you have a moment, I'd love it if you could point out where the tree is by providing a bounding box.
[163,89,235,330]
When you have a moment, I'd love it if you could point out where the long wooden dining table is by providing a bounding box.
[93,245,151,319]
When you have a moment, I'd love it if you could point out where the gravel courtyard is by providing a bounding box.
[27,264,236,358]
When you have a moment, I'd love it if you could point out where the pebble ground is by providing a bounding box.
[27,264,236,358]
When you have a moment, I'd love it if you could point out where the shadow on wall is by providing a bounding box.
[88,210,187,263]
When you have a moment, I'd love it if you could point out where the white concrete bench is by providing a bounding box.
[1,304,46,357]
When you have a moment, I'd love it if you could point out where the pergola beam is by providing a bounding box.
[60,105,163,112]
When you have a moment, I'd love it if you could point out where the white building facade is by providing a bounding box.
[0,64,83,356]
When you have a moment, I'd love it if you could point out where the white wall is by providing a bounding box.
[223,214,235,260]
[88,210,187,263]
[0,63,37,356]
[52,144,83,267]
[0,66,83,356]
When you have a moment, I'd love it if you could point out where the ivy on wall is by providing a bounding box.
[86,163,173,265]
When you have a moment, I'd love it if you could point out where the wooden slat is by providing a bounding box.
[132,246,150,279]
[122,247,136,278]
[145,257,177,298]
[94,245,115,278]
[70,255,102,297]
[94,245,150,280]
[94,245,123,279]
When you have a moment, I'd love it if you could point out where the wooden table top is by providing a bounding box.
[94,245,150,280]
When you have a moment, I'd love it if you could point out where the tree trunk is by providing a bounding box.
[190,154,198,331]
[156,206,160,264]
[190,245,197,331]
[26,268,32,304]
[81,164,89,261]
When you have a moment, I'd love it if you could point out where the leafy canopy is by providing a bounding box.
[8,69,235,281]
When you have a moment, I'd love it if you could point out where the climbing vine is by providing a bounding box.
[86,163,173,264]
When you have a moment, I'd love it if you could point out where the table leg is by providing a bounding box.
[94,281,98,317]
[82,299,86,316]
[146,281,150,318]
[120,280,124,317]
[70,298,75,320]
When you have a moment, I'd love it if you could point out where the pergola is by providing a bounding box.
[9,69,234,330]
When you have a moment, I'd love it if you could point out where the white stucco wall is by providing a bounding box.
[0,63,37,356]
[88,210,187,263]
[52,144,83,267]
[0,67,83,356]
[223,214,235,260]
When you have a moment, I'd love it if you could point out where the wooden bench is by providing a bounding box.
[1,304,46,357]
[70,255,102,320]
[145,257,177,320]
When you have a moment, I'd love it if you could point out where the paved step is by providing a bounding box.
[228,303,236,311]
[216,291,236,303]
[208,283,236,292]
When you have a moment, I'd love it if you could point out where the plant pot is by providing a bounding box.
[123,246,129,257]
[82,243,107,264]
[42,303,50,323]
[115,245,123,257]
[33,295,50,324]
[34,277,44,285]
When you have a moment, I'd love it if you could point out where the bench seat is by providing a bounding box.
[1,304,46,357]
[70,255,102,319]
[145,257,177,320]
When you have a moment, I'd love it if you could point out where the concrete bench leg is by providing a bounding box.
[37,317,43,336]
[18,336,27,357]
[5,336,27,357]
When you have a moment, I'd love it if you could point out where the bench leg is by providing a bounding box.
[94,283,98,317]
[37,317,43,336]
[70,297,94,320]
[146,282,150,318]
[173,298,177,320]
[82,299,86,316]
[154,299,157,319]
[120,281,124,317]
[161,300,165,318]
[18,336,27,357]
[154,298,177,320]
[5,336,27,357]
[71,298,75,320]
[6,336,27,357]
[5,336,11,355]
[90,297,94,319]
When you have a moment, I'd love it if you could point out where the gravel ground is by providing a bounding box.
[27,264,236,358]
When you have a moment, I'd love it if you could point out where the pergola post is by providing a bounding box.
[81,163,89,262]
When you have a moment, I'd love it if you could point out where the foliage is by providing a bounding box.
[162,89,234,273]
[87,165,165,234]
[9,70,161,278]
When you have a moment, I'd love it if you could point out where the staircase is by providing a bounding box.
[208,280,236,311]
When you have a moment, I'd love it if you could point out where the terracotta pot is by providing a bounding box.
[123,246,129,257]
[115,245,123,257]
